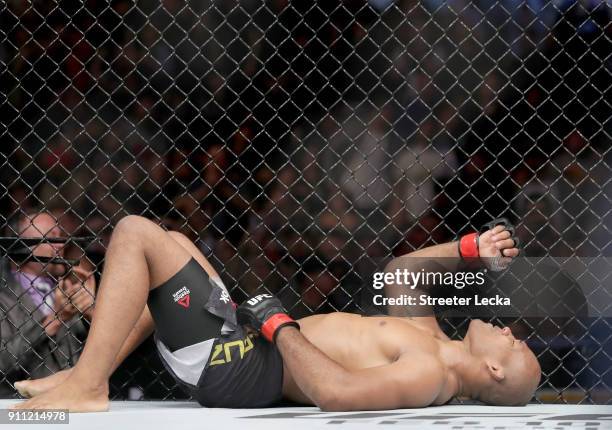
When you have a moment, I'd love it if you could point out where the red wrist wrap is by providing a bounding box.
[261,313,297,342]
[459,232,479,259]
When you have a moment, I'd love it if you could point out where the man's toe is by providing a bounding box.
[15,382,31,398]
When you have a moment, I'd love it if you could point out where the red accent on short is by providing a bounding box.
[459,232,479,258]
[261,313,296,342]
[177,294,190,308]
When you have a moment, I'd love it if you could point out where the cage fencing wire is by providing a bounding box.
[0,0,610,403]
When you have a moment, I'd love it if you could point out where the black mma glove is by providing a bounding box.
[458,217,519,271]
[236,293,299,343]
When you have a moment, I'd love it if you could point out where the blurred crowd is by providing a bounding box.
[0,0,610,399]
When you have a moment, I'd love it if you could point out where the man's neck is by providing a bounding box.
[437,339,482,400]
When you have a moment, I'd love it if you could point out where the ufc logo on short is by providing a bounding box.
[247,294,273,306]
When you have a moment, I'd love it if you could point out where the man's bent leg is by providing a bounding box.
[12,216,194,411]
[16,231,217,399]
[72,216,193,384]
[167,231,221,279]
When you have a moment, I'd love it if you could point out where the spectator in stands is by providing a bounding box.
[0,211,95,397]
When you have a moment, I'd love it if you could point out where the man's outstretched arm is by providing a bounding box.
[383,223,519,324]
[386,223,518,279]
[276,326,443,411]
[382,223,519,341]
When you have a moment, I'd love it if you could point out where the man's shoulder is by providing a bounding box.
[395,350,445,372]
[380,353,447,407]
[399,353,446,388]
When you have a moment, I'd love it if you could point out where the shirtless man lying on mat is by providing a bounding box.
[13,215,539,411]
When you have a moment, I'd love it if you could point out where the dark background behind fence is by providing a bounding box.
[0,0,610,403]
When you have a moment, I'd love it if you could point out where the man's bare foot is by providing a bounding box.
[15,369,73,398]
[11,377,109,413]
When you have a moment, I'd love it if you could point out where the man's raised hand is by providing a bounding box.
[478,219,520,271]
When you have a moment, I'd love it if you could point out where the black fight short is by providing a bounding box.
[147,258,284,408]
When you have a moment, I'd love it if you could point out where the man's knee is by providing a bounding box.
[167,231,192,248]
[114,215,157,240]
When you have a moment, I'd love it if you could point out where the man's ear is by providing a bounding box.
[485,359,505,382]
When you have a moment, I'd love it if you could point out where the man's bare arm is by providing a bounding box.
[383,225,518,334]
[386,225,518,277]
[383,242,460,321]
[276,327,443,411]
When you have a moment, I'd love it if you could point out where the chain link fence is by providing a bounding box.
[0,0,610,403]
